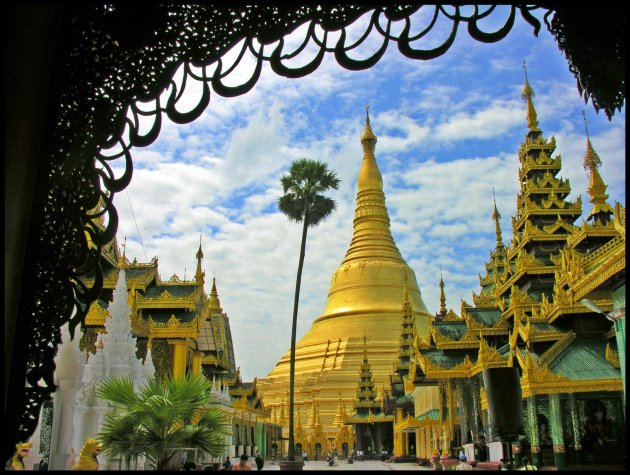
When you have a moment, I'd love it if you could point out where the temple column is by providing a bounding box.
[457,381,471,444]
[447,380,454,451]
[526,395,541,467]
[168,339,188,379]
[191,351,203,376]
[548,393,565,468]
[470,378,484,440]
[568,393,582,464]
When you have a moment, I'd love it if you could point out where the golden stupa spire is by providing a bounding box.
[581,111,614,223]
[521,61,540,132]
[209,277,223,313]
[117,236,128,269]
[342,106,403,264]
[313,401,322,430]
[195,234,205,284]
[333,392,346,427]
[492,188,503,244]
[438,272,447,316]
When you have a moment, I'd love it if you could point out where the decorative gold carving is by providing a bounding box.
[613,202,625,236]
[573,248,625,302]
[146,315,199,338]
[137,289,197,309]
[442,308,461,321]
[473,337,507,375]
[472,290,494,307]
[85,302,110,326]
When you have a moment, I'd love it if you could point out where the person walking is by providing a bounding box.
[518,456,537,470]
[455,453,473,471]
[254,453,264,471]
[222,456,232,471]
[231,454,251,471]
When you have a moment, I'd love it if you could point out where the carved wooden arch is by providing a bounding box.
[7,4,563,462]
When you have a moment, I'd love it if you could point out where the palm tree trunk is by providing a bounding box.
[288,213,309,461]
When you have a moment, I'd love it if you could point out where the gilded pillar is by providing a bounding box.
[168,339,188,380]
[394,426,402,456]
[470,378,483,440]
[568,393,582,464]
[548,393,565,468]
[526,395,541,466]
[447,380,455,450]
[418,426,425,459]
[191,351,203,376]
[457,380,471,444]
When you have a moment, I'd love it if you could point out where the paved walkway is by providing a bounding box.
[259,460,433,471]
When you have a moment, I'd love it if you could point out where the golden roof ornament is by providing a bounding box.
[581,111,614,222]
[521,61,540,132]
[360,104,377,144]
[209,277,222,312]
[439,272,447,316]
[492,188,503,244]
[195,234,205,284]
[117,236,129,269]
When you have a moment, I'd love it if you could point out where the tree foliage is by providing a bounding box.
[96,373,228,470]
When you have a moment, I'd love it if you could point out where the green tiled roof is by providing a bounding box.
[549,339,620,380]
[126,267,155,279]
[497,343,510,356]
[532,322,561,333]
[416,409,439,421]
[144,284,197,297]
[435,323,467,340]
[425,350,475,368]
[467,308,502,326]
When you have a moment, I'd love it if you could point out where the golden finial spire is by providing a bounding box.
[209,277,222,312]
[363,334,368,360]
[580,111,613,222]
[360,104,377,147]
[195,234,205,284]
[582,111,602,171]
[117,236,128,269]
[492,188,503,244]
[439,271,446,316]
[521,61,540,132]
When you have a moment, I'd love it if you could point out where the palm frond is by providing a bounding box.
[96,376,137,406]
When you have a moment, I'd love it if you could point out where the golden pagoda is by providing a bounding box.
[257,108,432,454]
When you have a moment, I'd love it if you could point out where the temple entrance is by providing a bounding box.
[314,443,322,459]
[341,443,348,458]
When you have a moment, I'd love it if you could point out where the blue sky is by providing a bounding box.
[107,7,626,381]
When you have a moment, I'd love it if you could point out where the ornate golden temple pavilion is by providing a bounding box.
[79,233,282,459]
[398,76,625,468]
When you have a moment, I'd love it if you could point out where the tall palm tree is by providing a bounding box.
[278,158,340,461]
[96,373,228,470]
